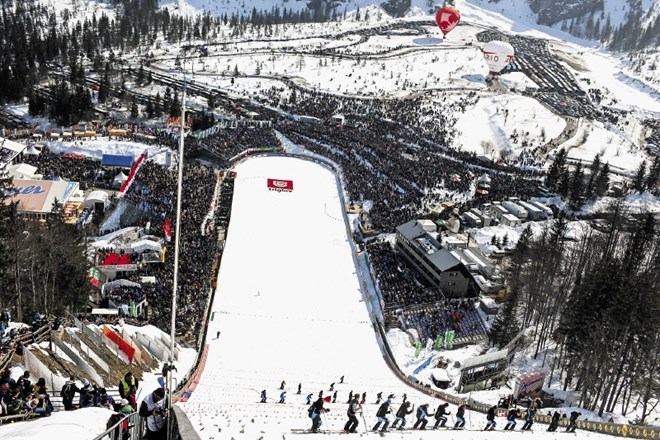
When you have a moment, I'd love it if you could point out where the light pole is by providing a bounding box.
[167,62,186,440]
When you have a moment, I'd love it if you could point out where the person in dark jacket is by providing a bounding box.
[547,410,561,432]
[372,399,392,432]
[309,396,331,433]
[392,401,414,430]
[454,403,469,429]
[566,411,581,432]
[412,403,434,430]
[521,406,536,431]
[260,390,267,403]
[343,393,362,433]
[433,402,451,429]
[485,406,497,431]
[504,408,519,430]
[61,376,80,411]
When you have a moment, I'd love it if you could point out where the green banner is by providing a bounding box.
[129,300,136,318]
[445,330,456,350]
[434,334,444,351]
[415,340,423,358]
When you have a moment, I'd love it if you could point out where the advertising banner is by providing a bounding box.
[8,180,53,212]
[515,373,546,400]
[103,325,136,364]
[267,178,294,192]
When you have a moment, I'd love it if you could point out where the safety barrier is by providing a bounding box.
[92,412,145,440]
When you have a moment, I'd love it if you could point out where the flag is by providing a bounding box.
[414,340,423,358]
[164,219,172,242]
[88,267,102,288]
[445,330,456,350]
[160,247,167,263]
[434,334,444,351]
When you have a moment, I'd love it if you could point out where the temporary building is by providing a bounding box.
[84,190,110,212]
[130,239,162,254]
[113,171,128,187]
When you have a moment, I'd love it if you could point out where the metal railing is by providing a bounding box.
[92,412,145,440]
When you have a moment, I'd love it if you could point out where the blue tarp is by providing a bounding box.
[101,154,134,168]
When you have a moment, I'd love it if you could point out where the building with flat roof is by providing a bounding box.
[7,178,79,220]
[395,220,476,298]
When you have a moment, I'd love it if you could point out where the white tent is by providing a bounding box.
[7,163,37,179]
[113,171,128,187]
[130,239,162,254]
[84,190,110,211]
[24,144,41,156]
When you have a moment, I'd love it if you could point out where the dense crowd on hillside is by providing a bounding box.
[122,161,224,342]
[277,120,541,232]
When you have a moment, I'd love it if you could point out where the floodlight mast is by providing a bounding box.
[167,65,186,440]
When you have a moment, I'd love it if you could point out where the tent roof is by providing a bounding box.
[101,154,134,168]
[7,163,37,178]
[113,171,128,183]
[86,190,109,203]
[24,145,41,155]
[130,239,162,253]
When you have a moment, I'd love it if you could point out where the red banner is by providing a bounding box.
[103,326,135,364]
[120,152,146,194]
[267,178,294,192]
[164,219,172,242]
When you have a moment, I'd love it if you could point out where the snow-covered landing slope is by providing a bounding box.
[177,155,621,440]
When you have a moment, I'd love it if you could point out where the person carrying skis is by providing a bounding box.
[392,400,414,430]
[372,398,393,432]
[306,393,313,405]
[504,407,519,430]
[454,403,469,429]
[344,393,362,433]
[260,390,267,403]
[521,405,536,431]
[309,396,331,433]
[484,405,497,431]
[279,390,286,404]
[566,411,581,432]
[433,402,451,429]
[412,403,434,430]
[547,410,561,431]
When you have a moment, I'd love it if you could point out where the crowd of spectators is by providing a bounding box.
[367,241,487,344]
[0,370,53,418]
[121,161,224,342]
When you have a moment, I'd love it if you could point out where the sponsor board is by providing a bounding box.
[267,178,294,193]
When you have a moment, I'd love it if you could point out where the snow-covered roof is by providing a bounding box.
[130,239,162,254]
[6,163,37,179]
[461,349,509,370]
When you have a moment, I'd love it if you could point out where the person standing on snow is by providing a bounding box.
[547,410,561,431]
[392,400,414,430]
[454,403,469,429]
[260,390,267,403]
[372,398,393,432]
[297,383,301,395]
[521,405,536,431]
[485,406,497,431]
[280,380,286,390]
[412,403,433,430]
[309,396,331,433]
[344,393,362,433]
[504,407,519,430]
[566,411,581,432]
[433,402,451,429]
[279,390,286,404]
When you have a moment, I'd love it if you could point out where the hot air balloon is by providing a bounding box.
[435,4,461,38]
[482,40,515,76]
